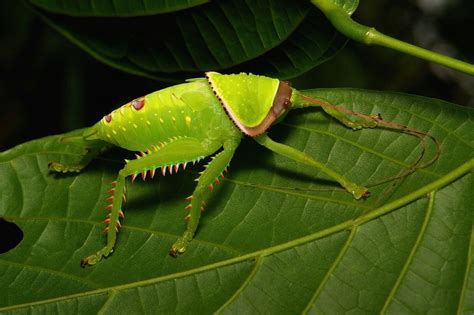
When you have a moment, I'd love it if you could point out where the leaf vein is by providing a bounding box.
[214,256,264,313]
[456,216,474,315]
[0,259,98,288]
[380,191,435,313]
[302,228,356,314]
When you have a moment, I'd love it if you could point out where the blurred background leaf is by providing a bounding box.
[1,0,473,152]
[30,0,210,16]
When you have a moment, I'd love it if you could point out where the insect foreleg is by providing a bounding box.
[80,137,225,266]
[254,133,369,199]
[296,95,379,130]
[170,137,240,257]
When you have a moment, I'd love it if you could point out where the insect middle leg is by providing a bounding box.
[254,133,369,199]
[49,139,112,173]
[80,137,226,266]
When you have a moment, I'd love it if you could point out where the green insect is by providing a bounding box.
[48,72,412,267]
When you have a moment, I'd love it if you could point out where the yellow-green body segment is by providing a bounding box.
[49,72,375,267]
[90,78,240,153]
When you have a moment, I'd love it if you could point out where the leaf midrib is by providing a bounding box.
[2,215,242,256]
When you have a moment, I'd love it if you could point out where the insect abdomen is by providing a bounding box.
[93,79,237,151]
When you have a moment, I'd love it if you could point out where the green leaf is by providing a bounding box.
[1,89,473,313]
[231,10,347,80]
[30,1,345,81]
[30,0,210,16]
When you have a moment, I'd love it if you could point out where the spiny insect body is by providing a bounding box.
[49,72,403,267]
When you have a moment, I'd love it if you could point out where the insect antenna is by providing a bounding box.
[300,95,441,184]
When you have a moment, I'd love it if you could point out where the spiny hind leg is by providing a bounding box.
[170,138,240,257]
[49,138,112,173]
[80,137,223,267]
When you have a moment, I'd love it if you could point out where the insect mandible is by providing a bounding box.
[49,72,396,267]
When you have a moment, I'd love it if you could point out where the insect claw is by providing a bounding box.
[150,168,156,179]
[106,204,113,210]
[103,218,111,224]
[185,195,193,201]
[124,159,130,164]
[119,210,125,218]
[184,215,191,221]
[115,226,119,233]
[108,188,116,194]
[220,173,225,179]
[168,165,173,174]
[174,164,180,173]
[185,204,192,210]
[111,181,117,187]
[106,213,111,218]
[116,221,122,228]
[140,151,146,157]
[131,174,138,182]
[215,178,220,184]
[122,194,127,203]
[208,184,214,192]
[161,167,166,176]
[103,227,109,233]
[141,171,147,181]
[183,162,187,170]
[200,207,205,213]
[107,196,114,203]
[135,154,141,159]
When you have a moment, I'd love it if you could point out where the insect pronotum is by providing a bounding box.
[48,72,430,266]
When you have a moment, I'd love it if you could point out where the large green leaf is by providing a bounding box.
[30,1,345,81]
[30,0,209,16]
[1,89,473,313]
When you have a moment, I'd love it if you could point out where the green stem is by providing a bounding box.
[310,0,474,75]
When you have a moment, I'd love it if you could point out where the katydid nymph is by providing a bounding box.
[48,72,433,267]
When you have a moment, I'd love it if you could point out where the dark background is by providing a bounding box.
[1,0,473,151]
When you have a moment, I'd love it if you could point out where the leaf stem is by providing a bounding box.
[309,0,474,75]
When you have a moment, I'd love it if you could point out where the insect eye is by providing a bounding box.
[104,114,112,123]
[131,98,145,110]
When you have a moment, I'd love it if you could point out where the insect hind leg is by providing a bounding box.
[80,137,226,266]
